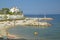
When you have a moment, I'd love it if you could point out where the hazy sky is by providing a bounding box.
[0,0,60,15]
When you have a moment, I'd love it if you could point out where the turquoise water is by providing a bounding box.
[8,14,60,40]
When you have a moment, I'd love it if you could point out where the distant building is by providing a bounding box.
[10,7,19,13]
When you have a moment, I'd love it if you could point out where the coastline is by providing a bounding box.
[0,17,52,39]
[0,18,52,29]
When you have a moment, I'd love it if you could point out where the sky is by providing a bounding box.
[0,0,60,15]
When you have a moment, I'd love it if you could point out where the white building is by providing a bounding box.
[10,7,19,13]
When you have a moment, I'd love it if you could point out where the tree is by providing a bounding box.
[2,8,9,14]
[0,10,3,14]
[9,12,14,15]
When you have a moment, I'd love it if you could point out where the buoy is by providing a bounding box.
[34,32,38,36]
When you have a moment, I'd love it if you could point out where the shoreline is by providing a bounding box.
[0,19,52,29]
[0,18,52,39]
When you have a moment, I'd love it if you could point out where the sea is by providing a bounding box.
[8,14,60,40]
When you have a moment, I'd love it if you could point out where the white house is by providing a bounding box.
[10,7,19,13]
